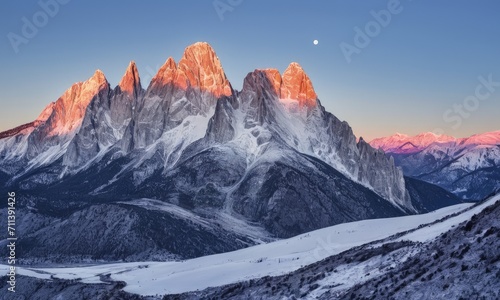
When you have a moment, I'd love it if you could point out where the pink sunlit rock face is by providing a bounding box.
[280,62,317,108]
[119,61,142,98]
[149,42,232,98]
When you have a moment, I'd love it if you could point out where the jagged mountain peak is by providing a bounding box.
[57,70,109,117]
[63,69,109,105]
[147,42,232,98]
[31,70,107,129]
[285,62,305,73]
[2,69,113,162]
[130,43,236,151]
[90,69,107,85]
[119,61,141,97]
[149,57,177,91]
[176,42,232,97]
[35,102,55,123]
[183,41,216,56]
[0,70,109,144]
[280,62,317,108]
[245,68,283,97]
[243,64,318,107]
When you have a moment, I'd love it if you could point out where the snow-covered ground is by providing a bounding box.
[2,195,498,296]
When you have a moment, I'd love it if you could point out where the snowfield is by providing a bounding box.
[2,195,498,296]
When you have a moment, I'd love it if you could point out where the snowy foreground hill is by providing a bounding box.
[1,193,499,299]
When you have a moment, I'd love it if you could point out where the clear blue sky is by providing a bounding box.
[1,0,499,140]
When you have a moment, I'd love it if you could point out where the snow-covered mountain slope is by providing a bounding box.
[237,67,411,209]
[176,194,500,300]
[0,199,262,265]
[369,131,500,200]
[1,194,497,299]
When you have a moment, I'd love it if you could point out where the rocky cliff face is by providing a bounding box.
[280,62,317,109]
[232,67,411,210]
[357,138,412,209]
[63,63,142,168]
[120,42,235,153]
[0,70,108,176]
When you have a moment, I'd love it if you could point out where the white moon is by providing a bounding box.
[313,39,319,45]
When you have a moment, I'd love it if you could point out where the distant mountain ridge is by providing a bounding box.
[370,131,500,200]
[370,131,500,153]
